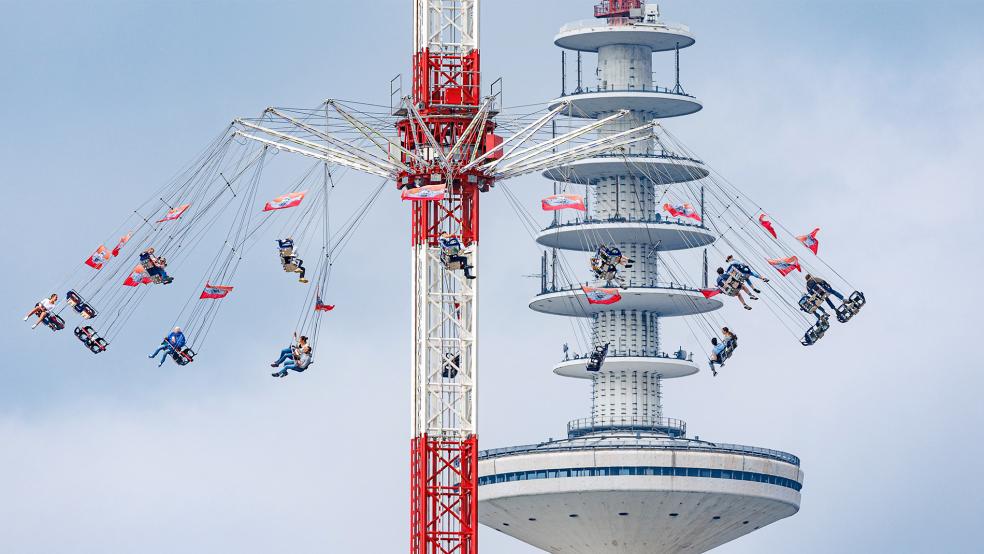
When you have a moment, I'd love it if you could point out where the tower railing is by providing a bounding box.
[565,348,693,362]
[542,213,707,230]
[559,18,691,34]
[479,440,802,467]
[559,84,696,97]
[540,280,701,295]
[567,416,687,438]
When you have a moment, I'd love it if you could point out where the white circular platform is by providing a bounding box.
[551,91,702,119]
[537,220,716,252]
[554,356,699,379]
[556,20,696,53]
[478,437,802,554]
[530,286,722,318]
[542,154,708,185]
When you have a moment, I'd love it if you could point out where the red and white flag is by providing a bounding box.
[263,190,307,212]
[663,202,701,222]
[200,283,234,299]
[401,184,446,202]
[768,256,802,276]
[111,233,132,257]
[315,295,335,312]
[700,288,722,299]
[759,213,777,239]
[85,245,110,270]
[123,264,152,287]
[581,285,622,305]
[157,204,190,223]
[541,193,586,212]
[797,227,820,255]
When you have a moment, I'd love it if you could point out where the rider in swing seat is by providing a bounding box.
[139,248,174,285]
[439,233,475,279]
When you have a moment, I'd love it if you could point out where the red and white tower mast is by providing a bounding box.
[399,1,492,553]
[230,5,661,549]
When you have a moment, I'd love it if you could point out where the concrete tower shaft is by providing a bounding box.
[477,3,803,552]
[597,44,654,93]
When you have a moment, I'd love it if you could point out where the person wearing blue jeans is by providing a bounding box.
[805,274,845,309]
[725,255,769,292]
[150,327,186,367]
[273,345,313,378]
[271,334,308,367]
[139,248,173,285]
[708,337,727,377]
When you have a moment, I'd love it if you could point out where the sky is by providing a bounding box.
[1,0,982,552]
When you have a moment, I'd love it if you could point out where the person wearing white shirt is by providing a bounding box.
[24,293,58,329]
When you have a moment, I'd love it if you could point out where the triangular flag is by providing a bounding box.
[541,194,586,212]
[157,204,190,223]
[759,213,777,239]
[84,246,110,270]
[263,191,307,212]
[663,202,701,222]
[111,233,132,257]
[768,256,802,276]
[200,283,234,299]
[581,285,622,305]
[401,184,446,201]
[797,227,820,255]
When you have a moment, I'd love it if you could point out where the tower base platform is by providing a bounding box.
[478,435,802,554]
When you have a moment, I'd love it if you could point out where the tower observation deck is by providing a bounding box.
[477,3,803,552]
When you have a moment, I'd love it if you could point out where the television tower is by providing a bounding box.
[477,2,803,552]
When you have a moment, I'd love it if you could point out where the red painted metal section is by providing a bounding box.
[594,0,643,18]
[411,435,479,554]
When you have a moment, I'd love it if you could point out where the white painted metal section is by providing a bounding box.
[415,0,479,55]
[411,243,478,437]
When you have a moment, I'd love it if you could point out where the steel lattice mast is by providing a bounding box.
[401,1,488,553]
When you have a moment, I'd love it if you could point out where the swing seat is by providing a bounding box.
[282,257,302,273]
[799,290,829,315]
[721,267,746,297]
[74,326,108,354]
[67,290,98,319]
[721,339,738,361]
[441,250,471,271]
[835,291,866,323]
[42,313,65,332]
[586,343,610,372]
[801,315,831,346]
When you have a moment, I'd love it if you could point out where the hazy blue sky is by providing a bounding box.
[1,1,982,552]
